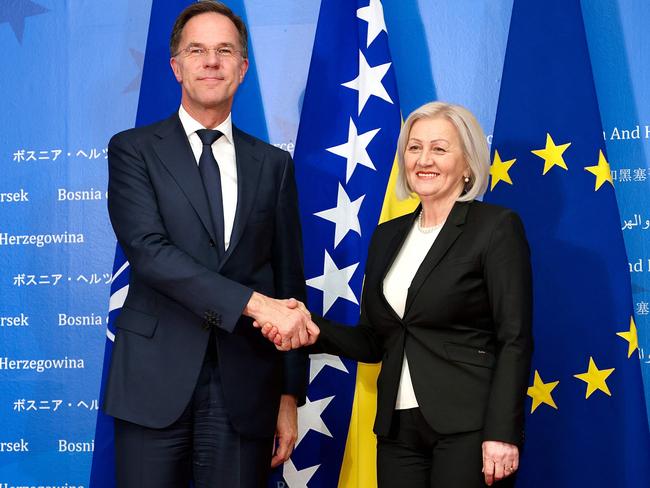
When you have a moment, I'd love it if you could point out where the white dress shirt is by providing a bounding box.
[383,219,443,410]
[178,105,238,250]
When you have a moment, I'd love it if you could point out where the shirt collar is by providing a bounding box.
[178,105,233,145]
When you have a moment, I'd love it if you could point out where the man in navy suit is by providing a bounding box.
[104,1,315,486]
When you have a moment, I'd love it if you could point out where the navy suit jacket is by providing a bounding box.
[104,113,307,438]
[314,201,533,445]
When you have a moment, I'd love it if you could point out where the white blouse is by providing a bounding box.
[382,218,443,409]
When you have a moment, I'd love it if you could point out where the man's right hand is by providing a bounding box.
[253,298,319,350]
[244,292,317,350]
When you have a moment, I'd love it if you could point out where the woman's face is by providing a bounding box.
[404,117,469,204]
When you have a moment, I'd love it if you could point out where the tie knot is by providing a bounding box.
[196,129,223,146]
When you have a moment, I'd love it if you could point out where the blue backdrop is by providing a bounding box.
[1,0,649,485]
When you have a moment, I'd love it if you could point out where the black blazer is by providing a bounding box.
[104,114,307,438]
[314,201,532,445]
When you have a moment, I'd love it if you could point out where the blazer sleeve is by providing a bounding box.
[311,230,384,363]
[482,210,533,445]
[270,153,308,403]
[107,131,253,333]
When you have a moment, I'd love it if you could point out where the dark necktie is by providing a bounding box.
[196,129,225,257]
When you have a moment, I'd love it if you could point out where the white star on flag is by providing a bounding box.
[342,50,393,115]
[326,118,380,183]
[357,0,387,47]
[296,395,335,446]
[314,183,365,248]
[309,353,349,382]
[282,459,319,488]
[306,251,359,314]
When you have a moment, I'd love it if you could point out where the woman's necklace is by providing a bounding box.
[417,211,442,234]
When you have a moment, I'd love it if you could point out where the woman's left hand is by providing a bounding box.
[482,440,519,486]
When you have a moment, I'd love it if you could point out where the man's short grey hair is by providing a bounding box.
[394,101,490,202]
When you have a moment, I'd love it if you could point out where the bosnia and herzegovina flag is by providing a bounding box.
[484,0,650,486]
[90,1,269,486]
[273,0,410,486]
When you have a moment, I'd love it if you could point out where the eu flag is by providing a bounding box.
[270,0,401,486]
[484,1,650,485]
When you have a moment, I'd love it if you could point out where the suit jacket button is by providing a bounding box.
[209,239,215,247]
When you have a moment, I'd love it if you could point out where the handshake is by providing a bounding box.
[244,292,320,351]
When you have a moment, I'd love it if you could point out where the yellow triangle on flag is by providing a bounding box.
[378,154,420,225]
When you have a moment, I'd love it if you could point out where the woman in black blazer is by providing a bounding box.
[262,102,532,487]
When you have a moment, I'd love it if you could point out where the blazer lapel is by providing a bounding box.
[221,127,264,264]
[377,208,420,322]
[403,201,471,315]
[152,114,217,242]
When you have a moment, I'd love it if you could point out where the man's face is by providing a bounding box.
[170,12,249,116]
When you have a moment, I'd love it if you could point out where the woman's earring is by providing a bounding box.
[464,176,470,183]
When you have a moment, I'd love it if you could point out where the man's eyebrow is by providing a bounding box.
[185,41,236,47]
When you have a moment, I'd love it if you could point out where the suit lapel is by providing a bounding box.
[222,127,264,263]
[152,114,217,242]
[403,201,471,315]
[377,209,420,322]
[379,208,420,285]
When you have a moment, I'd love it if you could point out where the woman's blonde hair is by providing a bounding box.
[395,101,490,201]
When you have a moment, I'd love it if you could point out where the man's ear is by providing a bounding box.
[170,57,182,83]
[239,57,249,83]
